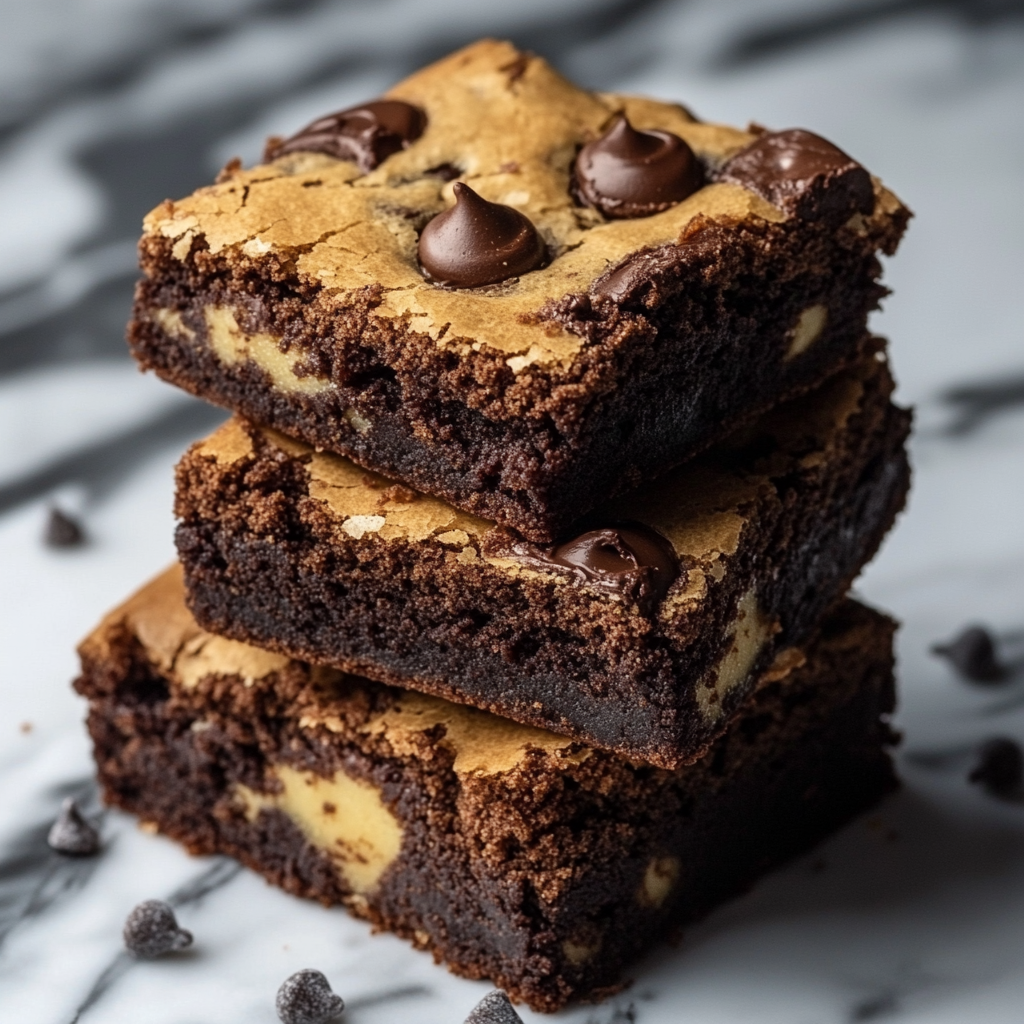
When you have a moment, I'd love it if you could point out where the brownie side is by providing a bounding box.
[174,350,910,767]
[131,208,896,543]
[76,581,897,1012]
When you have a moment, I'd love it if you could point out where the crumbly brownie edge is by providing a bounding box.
[75,601,898,1011]
[173,355,910,767]
[132,214,893,542]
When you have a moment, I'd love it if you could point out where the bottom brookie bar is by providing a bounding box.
[76,566,898,1012]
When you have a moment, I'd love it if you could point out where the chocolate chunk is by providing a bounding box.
[424,162,462,181]
[968,738,1023,797]
[718,128,873,224]
[932,626,1006,683]
[47,798,100,856]
[123,900,193,959]
[574,116,703,219]
[45,507,85,548]
[506,522,680,614]
[465,990,523,1024]
[276,969,345,1024]
[265,99,425,172]
[418,182,546,288]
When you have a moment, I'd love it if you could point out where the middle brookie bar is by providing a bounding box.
[175,338,910,769]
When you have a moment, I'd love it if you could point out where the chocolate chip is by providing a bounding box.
[45,507,85,548]
[574,115,703,219]
[418,182,546,288]
[276,969,345,1024]
[932,626,1006,683]
[504,521,680,615]
[968,738,1023,797]
[717,128,873,224]
[47,798,100,856]
[464,990,524,1024]
[123,900,193,959]
[265,99,425,173]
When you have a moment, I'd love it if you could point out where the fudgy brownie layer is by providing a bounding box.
[175,344,910,768]
[129,40,909,542]
[76,568,898,1012]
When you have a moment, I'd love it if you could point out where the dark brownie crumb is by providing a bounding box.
[276,969,345,1024]
[45,507,85,548]
[123,899,193,958]
[932,626,1006,683]
[465,990,523,1023]
[968,738,1023,798]
[47,798,100,856]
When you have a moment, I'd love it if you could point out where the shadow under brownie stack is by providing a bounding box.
[76,40,912,1013]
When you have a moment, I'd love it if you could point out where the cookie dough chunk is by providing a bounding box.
[174,340,910,768]
[76,567,898,1012]
[128,39,909,543]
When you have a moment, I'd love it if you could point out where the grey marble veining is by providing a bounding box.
[1,1,1024,1021]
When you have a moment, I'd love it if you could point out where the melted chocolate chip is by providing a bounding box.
[717,128,873,224]
[574,116,703,219]
[465,990,524,1024]
[418,182,546,288]
[969,738,1023,798]
[265,99,426,172]
[932,625,1006,683]
[47,798,100,856]
[123,899,192,959]
[508,522,679,613]
[276,969,345,1024]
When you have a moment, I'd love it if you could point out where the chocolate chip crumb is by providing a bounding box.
[47,798,100,856]
[123,900,193,958]
[932,626,1005,682]
[276,969,345,1024]
[378,484,417,506]
[465,990,523,1024]
[968,738,1023,797]
[216,157,243,183]
[45,507,85,548]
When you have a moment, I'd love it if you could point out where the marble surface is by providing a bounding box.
[2,1,1024,1020]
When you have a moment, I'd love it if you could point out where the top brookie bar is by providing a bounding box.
[175,339,910,768]
[129,39,909,543]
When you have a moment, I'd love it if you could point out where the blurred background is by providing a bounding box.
[1,2,1023,1022]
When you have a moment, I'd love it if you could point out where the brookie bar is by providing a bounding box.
[128,39,909,543]
[76,566,898,1012]
[174,341,910,768]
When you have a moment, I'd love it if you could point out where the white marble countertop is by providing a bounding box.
[1,1,1023,1021]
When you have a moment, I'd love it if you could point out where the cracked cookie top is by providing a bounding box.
[142,39,904,372]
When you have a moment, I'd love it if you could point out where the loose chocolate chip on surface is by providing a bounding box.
[276,969,345,1024]
[465,989,524,1024]
[718,128,873,223]
[507,521,680,614]
[265,99,425,172]
[418,182,546,288]
[45,507,85,548]
[574,115,703,218]
[47,798,100,856]
[968,738,1023,797]
[932,625,1006,682]
[123,900,193,959]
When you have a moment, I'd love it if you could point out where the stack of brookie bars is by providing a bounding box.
[75,41,912,1013]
